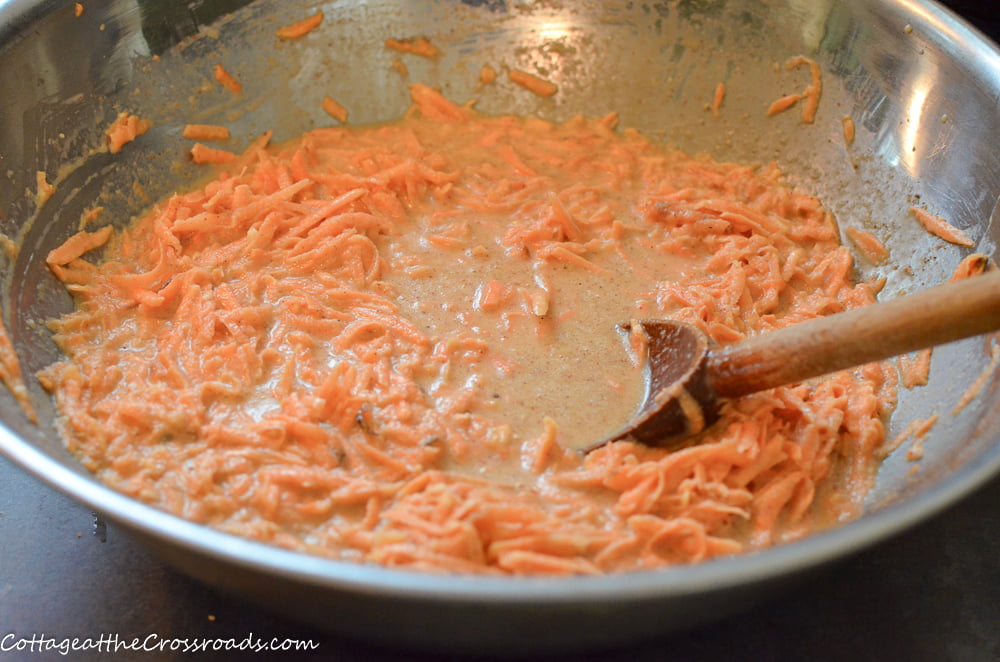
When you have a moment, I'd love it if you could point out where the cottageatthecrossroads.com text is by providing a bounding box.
[1,632,320,655]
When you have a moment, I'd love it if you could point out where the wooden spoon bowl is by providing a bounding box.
[587,268,1000,452]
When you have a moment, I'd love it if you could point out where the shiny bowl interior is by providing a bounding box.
[0,0,998,652]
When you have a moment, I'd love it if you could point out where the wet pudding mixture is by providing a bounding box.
[39,85,895,574]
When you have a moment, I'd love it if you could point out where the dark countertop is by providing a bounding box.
[2,2,998,661]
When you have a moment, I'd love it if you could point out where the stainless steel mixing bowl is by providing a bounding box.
[1,0,998,652]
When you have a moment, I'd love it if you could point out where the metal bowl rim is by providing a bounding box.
[1,0,999,606]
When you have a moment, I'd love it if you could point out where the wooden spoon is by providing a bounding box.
[585,269,1000,453]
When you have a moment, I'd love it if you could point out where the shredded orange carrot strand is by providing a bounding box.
[213,64,242,94]
[785,56,822,123]
[80,206,104,230]
[0,317,36,423]
[190,143,237,165]
[0,233,16,260]
[845,227,888,264]
[40,85,897,576]
[182,124,231,142]
[910,207,974,247]
[880,418,918,459]
[948,253,989,282]
[36,171,55,207]
[766,93,800,117]
[74,2,83,17]
[390,57,409,77]
[322,96,349,123]
[46,226,112,266]
[898,255,988,392]
[842,115,856,145]
[105,111,151,154]
[711,82,725,117]
[953,340,1000,416]
[905,414,938,461]
[275,10,323,39]
[385,37,441,59]
[480,65,497,85]
[898,349,932,389]
[509,69,558,97]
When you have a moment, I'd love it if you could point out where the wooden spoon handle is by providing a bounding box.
[706,270,1000,398]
